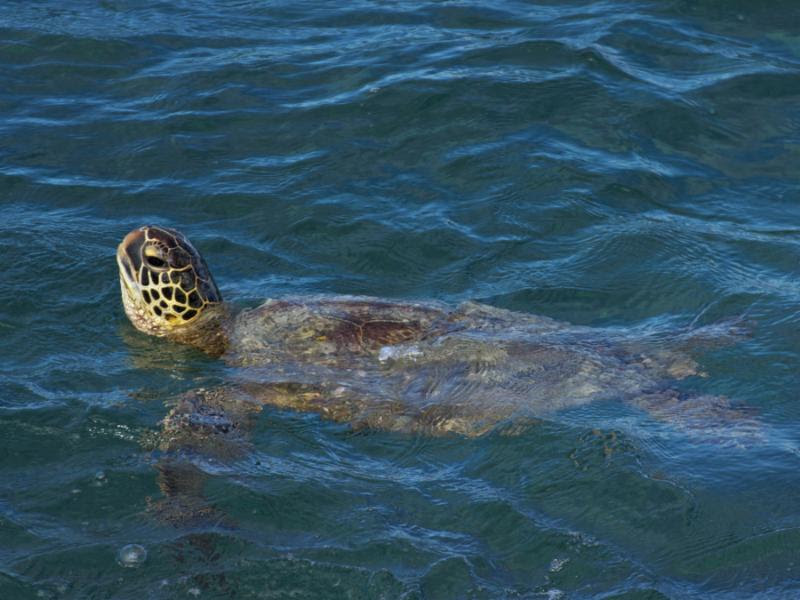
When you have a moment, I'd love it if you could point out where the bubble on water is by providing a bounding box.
[117,543,147,568]
[93,470,108,487]
[545,590,564,600]
[549,557,569,573]
[188,587,201,597]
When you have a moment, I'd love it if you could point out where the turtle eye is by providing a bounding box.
[146,255,167,268]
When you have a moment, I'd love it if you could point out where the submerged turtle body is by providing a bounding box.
[223,296,689,434]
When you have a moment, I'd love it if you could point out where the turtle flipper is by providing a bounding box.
[244,382,529,437]
[346,401,499,436]
[673,316,752,349]
[144,387,262,528]
[629,390,762,444]
[615,317,751,379]
[147,462,233,528]
[145,383,366,526]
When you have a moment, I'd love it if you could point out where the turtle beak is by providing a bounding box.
[117,228,145,286]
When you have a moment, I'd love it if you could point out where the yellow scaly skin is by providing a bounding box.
[117,226,229,355]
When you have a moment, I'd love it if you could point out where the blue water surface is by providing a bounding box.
[2,1,800,598]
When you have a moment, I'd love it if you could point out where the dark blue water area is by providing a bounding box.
[2,1,800,598]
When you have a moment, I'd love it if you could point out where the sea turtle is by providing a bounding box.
[118,225,754,436]
[117,225,753,521]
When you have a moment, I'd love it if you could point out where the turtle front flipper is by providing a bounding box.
[145,387,262,528]
[147,462,232,528]
[145,382,372,526]
[243,381,527,437]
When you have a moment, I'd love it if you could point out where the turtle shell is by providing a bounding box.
[226,295,453,367]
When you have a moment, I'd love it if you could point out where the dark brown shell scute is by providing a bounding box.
[291,298,436,349]
[324,318,423,352]
[361,319,423,347]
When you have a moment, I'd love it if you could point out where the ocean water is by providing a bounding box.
[2,1,800,598]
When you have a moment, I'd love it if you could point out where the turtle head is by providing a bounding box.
[117,226,223,338]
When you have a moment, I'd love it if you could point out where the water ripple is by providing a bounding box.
[2,1,800,597]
